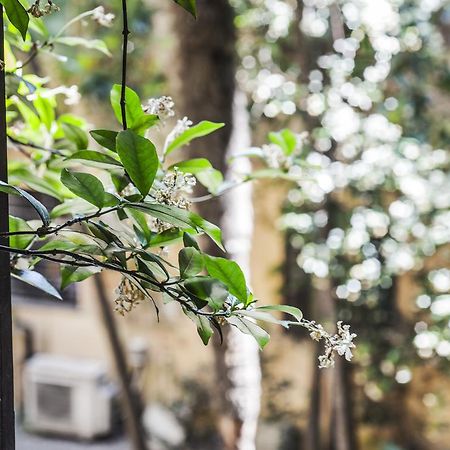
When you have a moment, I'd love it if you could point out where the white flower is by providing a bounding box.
[144,96,175,120]
[334,321,357,361]
[92,6,115,27]
[164,116,193,151]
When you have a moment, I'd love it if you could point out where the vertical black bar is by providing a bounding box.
[0,8,16,450]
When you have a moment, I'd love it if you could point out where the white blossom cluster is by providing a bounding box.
[305,320,357,368]
[28,0,60,18]
[92,6,115,27]
[114,277,145,315]
[153,168,196,232]
[143,96,175,120]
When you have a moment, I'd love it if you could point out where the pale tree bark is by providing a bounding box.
[171,2,261,449]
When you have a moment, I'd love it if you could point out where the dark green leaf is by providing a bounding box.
[179,247,203,278]
[90,129,118,152]
[1,0,29,40]
[184,276,228,311]
[204,255,248,304]
[184,308,213,345]
[116,130,159,197]
[12,269,62,300]
[0,181,50,226]
[60,169,105,208]
[183,232,200,250]
[165,121,224,155]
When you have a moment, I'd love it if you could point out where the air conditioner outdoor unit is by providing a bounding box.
[23,353,116,439]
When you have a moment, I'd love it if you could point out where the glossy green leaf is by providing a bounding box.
[90,129,118,152]
[183,232,200,250]
[60,169,105,208]
[178,247,204,278]
[12,269,62,300]
[116,130,159,197]
[204,255,248,304]
[0,181,50,226]
[184,276,228,311]
[111,84,152,131]
[126,203,223,250]
[1,0,29,40]
[165,121,225,155]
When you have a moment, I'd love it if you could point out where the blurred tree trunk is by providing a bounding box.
[171,2,261,449]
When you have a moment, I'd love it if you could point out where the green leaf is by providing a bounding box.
[196,169,224,194]
[90,129,118,152]
[183,232,200,250]
[116,130,159,197]
[184,308,213,345]
[1,0,29,40]
[126,203,223,250]
[54,36,111,56]
[172,0,197,17]
[165,121,224,155]
[184,276,228,311]
[169,158,212,174]
[11,269,62,300]
[236,310,290,328]
[255,305,303,323]
[268,129,298,156]
[62,123,89,150]
[60,169,105,208]
[178,247,204,278]
[204,255,248,304]
[110,85,157,133]
[0,181,50,226]
[61,266,101,290]
[33,96,55,131]
[68,150,122,167]
[9,216,34,249]
[227,316,270,349]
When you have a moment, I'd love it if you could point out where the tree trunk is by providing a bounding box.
[172,3,261,449]
[0,9,16,449]
[94,275,148,450]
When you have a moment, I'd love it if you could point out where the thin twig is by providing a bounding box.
[0,205,122,237]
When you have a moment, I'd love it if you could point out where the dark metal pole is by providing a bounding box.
[0,7,16,450]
